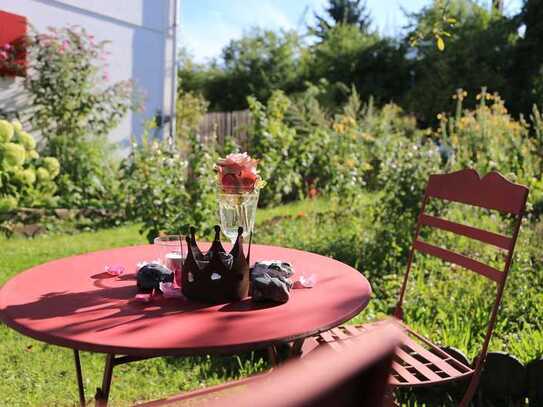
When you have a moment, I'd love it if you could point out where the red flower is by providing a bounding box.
[216,153,259,192]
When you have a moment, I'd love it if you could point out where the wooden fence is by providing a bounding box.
[198,110,251,151]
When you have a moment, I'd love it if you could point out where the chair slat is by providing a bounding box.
[331,327,350,340]
[426,169,529,215]
[396,348,442,382]
[345,325,364,337]
[419,214,511,250]
[404,326,472,373]
[401,339,463,378]
[391,361,421,384]
[414,240,503,282]
[320,331,335,343]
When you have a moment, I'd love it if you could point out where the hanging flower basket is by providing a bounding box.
[0,11,28,77]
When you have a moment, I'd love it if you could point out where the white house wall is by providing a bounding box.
[0,0,177,155]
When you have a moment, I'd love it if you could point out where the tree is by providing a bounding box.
[492,0,504,13]
[404,0,518,125]
[312,0,372,39]
[200,29,304,111]
[305,24,409,108]
[510,0,543,115]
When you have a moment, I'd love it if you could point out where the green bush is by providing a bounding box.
[25,26,136,209]
[120,123,190,242]
[175,90,208,151]
[248,91,302,206]
[250,86,432,204]
[437,89,543,210]
[360,137,442,285]
[0,119,59,213]
[120,122,236,242]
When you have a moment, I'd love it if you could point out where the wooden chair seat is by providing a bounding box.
[309,320,473,387]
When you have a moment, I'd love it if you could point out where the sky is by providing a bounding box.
[180,0,523,64]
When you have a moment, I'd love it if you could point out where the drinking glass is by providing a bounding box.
[217,189,259,244]
[153,235,185,286]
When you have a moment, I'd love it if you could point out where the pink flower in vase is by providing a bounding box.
[0,51,8,60]
[216,152,259,192]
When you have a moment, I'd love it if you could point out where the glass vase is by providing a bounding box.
[217,188,259,244]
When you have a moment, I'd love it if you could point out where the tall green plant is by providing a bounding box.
[120,122,190,242]
[248,91,302,206]
[438,89,538,182]
[25,26,136,208]
[120,122,235,242]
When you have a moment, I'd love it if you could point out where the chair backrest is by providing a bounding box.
[394,169,529,367]
[208,322,403,407]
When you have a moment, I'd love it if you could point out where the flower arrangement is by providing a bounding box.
[216,152,264,193]
[0,39,27,77]
[215,153,263,244]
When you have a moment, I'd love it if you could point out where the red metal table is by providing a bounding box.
[0,243,371,406]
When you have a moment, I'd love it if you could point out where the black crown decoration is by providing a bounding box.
[182,225,251,304]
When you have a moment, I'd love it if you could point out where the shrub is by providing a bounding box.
[176,90,208,150]
[360,136,442,283]
[248,91,302,206]
[437,89,543,210]
[250,87,430,204]
[0,119,59,212]
[120,122,235,242]
[120,122,190,242]
[25,26,136,208]
[184,132,220,236]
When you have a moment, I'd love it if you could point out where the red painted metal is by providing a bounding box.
[426,170,527,214]
[413,239,503,282]
[0,10,27,77]
[309,169,529,406]
[138,321,403,407]
[0,243,371,358]
[418,214,512,250]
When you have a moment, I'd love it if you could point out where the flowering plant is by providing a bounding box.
[25,26,139,208]
[0,38,27,76]
[0,119,60,213]
[216,152,264,193]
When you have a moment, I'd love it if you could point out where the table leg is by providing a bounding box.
[267,346,278,367]
[73,350,86,406]
[95,354,115,407]
[288,338,305,358]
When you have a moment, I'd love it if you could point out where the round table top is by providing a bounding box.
[0,243,371,357]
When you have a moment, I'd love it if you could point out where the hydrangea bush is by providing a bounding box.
[0,119,59,212]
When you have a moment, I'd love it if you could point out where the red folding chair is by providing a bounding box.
[136,321,404,407]
[304,169,529,406]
